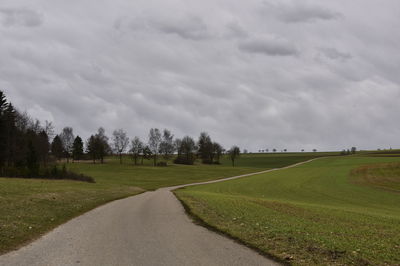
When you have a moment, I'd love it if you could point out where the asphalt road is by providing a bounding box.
[0,165,311,266]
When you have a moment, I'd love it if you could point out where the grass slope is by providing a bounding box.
[175,156,400,265]
[0,152,330,254]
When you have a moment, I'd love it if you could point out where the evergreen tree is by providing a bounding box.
[51,135,64,160]
[26,140,39,176]
[72,136,84,161]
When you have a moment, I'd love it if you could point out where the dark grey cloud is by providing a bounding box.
[319,47,352,61]
[1,0,400,152]
[238,37,298,56]
[0,8,42,27]
[263,1,342,23]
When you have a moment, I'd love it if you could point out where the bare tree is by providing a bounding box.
[130,136,143,165]
[44,120,55,140]
[159,129,175,163]
[175,136,197,165]
[60,127,74,163]
[228,146,240,167]
[148,128,162,166]
[95,127,110,164]
[112,129,130,164]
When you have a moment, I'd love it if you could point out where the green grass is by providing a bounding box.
[175,156,400,265]
[0,152,330,254]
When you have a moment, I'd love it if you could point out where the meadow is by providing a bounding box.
[175,155,400,265]
[0,152,330,254]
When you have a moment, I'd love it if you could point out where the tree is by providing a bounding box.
[72,136,84,161]
[44,120,55,140]
[212,142,223,164]
[26,140,39,176]
[228,146,240,167]
[174,136,197,165]
[313,149,317,152]
[142,145,152,165]
[198,132,213,164]
[60,127,74,163]
[148,128,162,166]
[112,129,129,164]
[0,91,8,168]
[272,148,277,152]
[351,147,357,154]
[51,135,64,161]
[95,127,110,164]
[130,136,143,165]
[86,135,97,163]
[37,130,50,165]
[159,129,175,163]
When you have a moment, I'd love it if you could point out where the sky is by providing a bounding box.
[1,0,399,152]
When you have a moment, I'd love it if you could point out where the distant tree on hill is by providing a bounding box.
[51,135,64,161]
[130,136,143,165]
[112,129,130,164]
[95,127,110,164]
[212,142,223,164]
[272,148,277,152]
[313,149,317,152]
[174,136,197,165]
[148,128,162,166]
[72,136,84,161]
[86,135,97,163]
[159,129,175,163]
[60,127,74,163]
[351,147,357,154]
[228,146,240,167]
[198,132,213,164]
[142,145,152,165]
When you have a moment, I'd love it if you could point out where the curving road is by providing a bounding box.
[0,161,314,266]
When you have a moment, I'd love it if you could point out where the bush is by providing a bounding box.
[0,164,95,183]
[156,161,168,167]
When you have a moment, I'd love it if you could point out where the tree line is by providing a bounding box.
[0,90,241,181]
[51,126,240,167]
[0,91,93,181]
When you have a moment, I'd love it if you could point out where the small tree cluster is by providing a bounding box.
[197,132,223,164]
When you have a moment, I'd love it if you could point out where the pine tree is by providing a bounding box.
[51,135,64,160]
[72,136,84,161]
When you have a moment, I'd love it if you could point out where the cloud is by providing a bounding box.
[1,0,400,152]
[0,8,43,27]
[121,14,212,40]
[238,36,298,56]
[263,1,342,23]
[319,47,352,61]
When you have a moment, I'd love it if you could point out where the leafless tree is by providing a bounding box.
[228,146,240,167]
[60,127,74,163]
[112,129,130,164]
[159,129,175,163]
[148,128,162,166]
[130,136,143,165]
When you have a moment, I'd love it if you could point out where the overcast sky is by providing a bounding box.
[1,0,399,152]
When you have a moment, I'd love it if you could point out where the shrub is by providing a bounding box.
[156,161,168,167]
[0,164,95,183]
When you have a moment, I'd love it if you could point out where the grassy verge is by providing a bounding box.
[175,156,400,265]
[0,178,143,254]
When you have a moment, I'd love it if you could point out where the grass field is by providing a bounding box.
[0,152,331,254]
[175,156,400,265]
